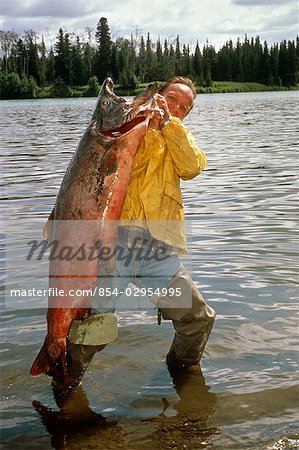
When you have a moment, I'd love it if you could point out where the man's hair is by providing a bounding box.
[159,76,197,98]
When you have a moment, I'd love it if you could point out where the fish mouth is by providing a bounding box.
[97,81,161,139]
[100,112,151,138]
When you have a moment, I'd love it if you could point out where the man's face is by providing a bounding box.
[162,83,194,121]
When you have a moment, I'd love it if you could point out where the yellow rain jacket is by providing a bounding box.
[120,116,207,251]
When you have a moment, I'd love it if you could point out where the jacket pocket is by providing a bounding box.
[159,182,184,222]
[164,181,183,207]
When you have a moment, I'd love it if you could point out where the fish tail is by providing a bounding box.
[30,344,52,376]
[30,336,68,386]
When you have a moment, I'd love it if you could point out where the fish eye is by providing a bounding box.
[101,99,110,106]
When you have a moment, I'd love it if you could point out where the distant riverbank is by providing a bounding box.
[36,80,298,99]
[195,81,299,94]
[115,81,298,96]
[1,78,297,100]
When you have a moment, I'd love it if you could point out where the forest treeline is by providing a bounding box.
[0,17,298,99]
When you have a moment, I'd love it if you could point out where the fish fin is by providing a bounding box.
[30,336,68,387]
[30,344,52,376]
[43,207,55,240]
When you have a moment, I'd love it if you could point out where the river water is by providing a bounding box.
[1,91,298,449]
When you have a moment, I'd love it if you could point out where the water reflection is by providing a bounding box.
[32,364,299,450]
[33,385,118,449]
[151,366,218,449]
[169,365,216,420]
[1,91,299,449]
[33,367,218,450]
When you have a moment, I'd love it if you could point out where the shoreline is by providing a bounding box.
[114,81,299,97]
[1,81,298,100]
[44,80,299,98]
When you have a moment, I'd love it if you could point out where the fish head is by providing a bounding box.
[91,78,160,139]
[91,77,127,130]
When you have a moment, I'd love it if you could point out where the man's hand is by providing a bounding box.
[149,94,171,130]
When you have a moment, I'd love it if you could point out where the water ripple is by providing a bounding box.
[1,91,298,449]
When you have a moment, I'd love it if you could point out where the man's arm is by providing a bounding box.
[162,116,207,180]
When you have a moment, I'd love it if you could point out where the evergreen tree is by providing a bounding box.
[161,39,173,81]
[270,43,280,85]
[64,32,72,84]
[241,36,256,81]
[145,33,155,82]
[233,38,243,81]
[296,36,299,58]
[129,33,138,82]
[208,44,217,80]
[15,38,26,77]
[175,35,181,75]
[70,36,84,85]
[202,43,212,86]
[115,38,138,87]
[136,35,146,82]
[286,40,298,85]
[110,42,119,82]
[169,43,176,79]
[242,34,251,81]
[39,36,47,86]
[182,44,191,77]
[260,41,272,84]
[217,44,230,80]
[46,47,56,82]
[192,41,203,84]
[155,37,164,80]
[254,35,263,82]
[25,31,41,85]
[227,40,233,80]
[54,28,71,83]
[278,39,292,85]
[54,28,64,80]
[115,38,127,85]
[94,17,112,83]
[82,42,94,82]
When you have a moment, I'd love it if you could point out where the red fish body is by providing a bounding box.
[30,78,159,386]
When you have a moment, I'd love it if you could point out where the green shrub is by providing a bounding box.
[0,72,37,99]
[50,79,72,97]
[20,75,38,98]
[83,76,100,97]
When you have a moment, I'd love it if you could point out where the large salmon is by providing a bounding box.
[30,78,159,387]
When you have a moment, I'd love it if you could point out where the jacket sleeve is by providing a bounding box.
[161,116,207,180]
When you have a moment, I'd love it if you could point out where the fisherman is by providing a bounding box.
[53,76,216,390]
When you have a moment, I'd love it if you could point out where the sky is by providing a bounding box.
[0,0,298,50]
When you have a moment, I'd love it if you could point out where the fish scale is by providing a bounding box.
[30,78,159,388]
